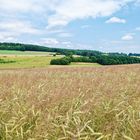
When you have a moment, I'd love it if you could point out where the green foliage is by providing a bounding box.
[95,55,140,65]
[0,42,101,56]
[129,53,140,57]
[50,57,71,65]
[51,55,140,65]
[71,56,92,62]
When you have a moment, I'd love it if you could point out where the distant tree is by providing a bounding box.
[50,57,71,65]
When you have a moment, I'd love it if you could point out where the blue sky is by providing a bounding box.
[0,0,140,53]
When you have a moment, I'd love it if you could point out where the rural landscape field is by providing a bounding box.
[0,64,140,140]
[0,0,140,140]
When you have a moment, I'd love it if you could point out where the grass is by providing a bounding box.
[0,50,55,56]
[0,64,140,139]
[0,50,101,69]
[0,56,101,69]
[0,56,62,69]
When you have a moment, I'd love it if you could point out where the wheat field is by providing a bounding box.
[0,64,140,140]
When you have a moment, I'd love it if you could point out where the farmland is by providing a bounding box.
[0,64,140,139]
[0,50,55,56]
[0,50,101,69]
[0,56,61,69]
[0,50,60,69]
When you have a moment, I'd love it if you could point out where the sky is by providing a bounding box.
[0,0,140,53]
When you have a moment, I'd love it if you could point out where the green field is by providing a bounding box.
[0,50,102,69]
[0,50,61,69]
[0,56,62,69]
[0,56,101,69]
[0,50,55,56]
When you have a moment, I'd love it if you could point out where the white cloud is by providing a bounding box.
[47,0,133,28]
[0,20,40,35]
[0,20,41,42]
[0,20,41,41]
[106,17,126,23]
[40,38,59,46]
[0,0,46,13]
[0,32,18,42]
[121,34,134,41]
[0,0,136,28]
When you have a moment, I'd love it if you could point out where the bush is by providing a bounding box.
[71,57,92,63]
[50,55,140,66]
[50,57,71,65]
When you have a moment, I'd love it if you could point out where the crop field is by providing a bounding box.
[0,50,55,56]
[0,56,62,69]
[0,50,63,69]
[0,56,100,69]
[70,62,101,67]
[0,64,140,139]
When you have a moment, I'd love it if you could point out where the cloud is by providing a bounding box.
[0,20,40,35]
[0,31,18,42]
[106,17,126,23]
[0,0,136,28]
[40,38,59,46]
[0,20,41,42]
[0,19,43,43]
[47,0,133,28]
[121,34,134,41]
[0,0,46,13]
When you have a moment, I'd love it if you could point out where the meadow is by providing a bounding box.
[0,50,62,69]
[0,64,140,140]
[0,50,100,69]
[0,56,60,69]
[0,50,55,56]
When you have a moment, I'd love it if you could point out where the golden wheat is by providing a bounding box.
[0,64,140,140]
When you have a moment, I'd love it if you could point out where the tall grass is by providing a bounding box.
[0,65,140,139]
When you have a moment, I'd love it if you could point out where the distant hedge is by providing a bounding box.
[50,57,71,65]
[50,55,140,65]
[129,53,140,57]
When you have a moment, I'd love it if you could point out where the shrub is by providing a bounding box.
[50,55,140,66]
[50,57,71,65]
[71,57,92,63]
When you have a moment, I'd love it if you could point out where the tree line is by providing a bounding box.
[1,42,140,65]
[0,42,101,56]
[129,53,140,57]
[50,55,140,65]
